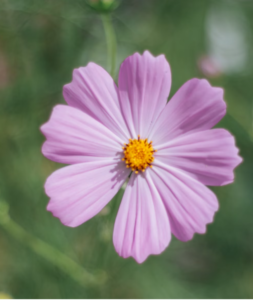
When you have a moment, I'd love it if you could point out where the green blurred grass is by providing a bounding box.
[0,0,253,298]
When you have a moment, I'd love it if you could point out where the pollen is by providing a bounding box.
[122,135,157,173]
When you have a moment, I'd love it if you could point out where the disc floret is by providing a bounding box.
[122,135,157,174]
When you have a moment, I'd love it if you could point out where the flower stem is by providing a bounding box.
[0,200,106,287]
[101,13,117,78]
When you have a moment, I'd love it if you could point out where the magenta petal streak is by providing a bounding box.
[155,129,242,186]
[63,62,130,140]
[113,170,171,264]
[41,105,124,164]
[45,160,130,227]
[118,50,171,138]
[149,78,226,144]
[151,162,219,242]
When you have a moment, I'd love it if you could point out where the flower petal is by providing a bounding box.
[156,129,242,186]
[149,78,226,145]
[113,170,171,263]
[41,105,123,164]
[118,51,171,138]
[45,160,130,227]
[63,63,129,140]
[151,161,219,242]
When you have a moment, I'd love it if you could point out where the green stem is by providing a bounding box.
[101,13,117,78]
[0,200,106,287]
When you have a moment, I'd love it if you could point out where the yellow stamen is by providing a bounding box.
[122,136,157,173]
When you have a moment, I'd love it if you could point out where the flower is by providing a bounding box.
[41,51,242,263]
[198,55,222,78]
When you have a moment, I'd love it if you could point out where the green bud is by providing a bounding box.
[86,0,119,13]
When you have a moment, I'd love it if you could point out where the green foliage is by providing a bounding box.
[0,0,253,298]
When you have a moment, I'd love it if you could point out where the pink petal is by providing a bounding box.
[149,78,226,145]
[113,170,171,263]
[45,160,130,227]
[41,105,123,164]
[63,63,129,140]
[151,161,219,242]
[156,129,242,186]
[118,51,171,138]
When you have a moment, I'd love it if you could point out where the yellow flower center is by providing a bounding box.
[122,135,157,174]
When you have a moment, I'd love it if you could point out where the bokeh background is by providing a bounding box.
[0,0,253,298]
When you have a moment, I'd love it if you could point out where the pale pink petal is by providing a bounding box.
[156,129,242,186]
[118,51,171,138]
[45,160,130,227]
[41,105,123,164]
[151,161,219,242]
[149,79,226,145]
[63,63,129,140]
[113,170,171,263]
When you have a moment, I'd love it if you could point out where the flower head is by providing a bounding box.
[41,51,242,263]
[122,136,156,173]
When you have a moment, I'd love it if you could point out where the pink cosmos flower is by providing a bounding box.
[41,51,242,263]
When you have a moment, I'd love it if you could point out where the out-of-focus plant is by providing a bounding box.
[86,0,118,78]
[0,0,122,288]
[0,199,107,287]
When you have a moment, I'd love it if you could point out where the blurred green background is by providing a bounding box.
[0,0,253,298]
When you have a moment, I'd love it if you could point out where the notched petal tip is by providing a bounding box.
[67,61,105,79]
[47,206,82,228]
[40,123,47,137]
[40,107,59,135]
[114,243,169,264]
[221,130,243,185]
[219,153,243,186]
[190,78,225,101]
[41,141,49,157]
